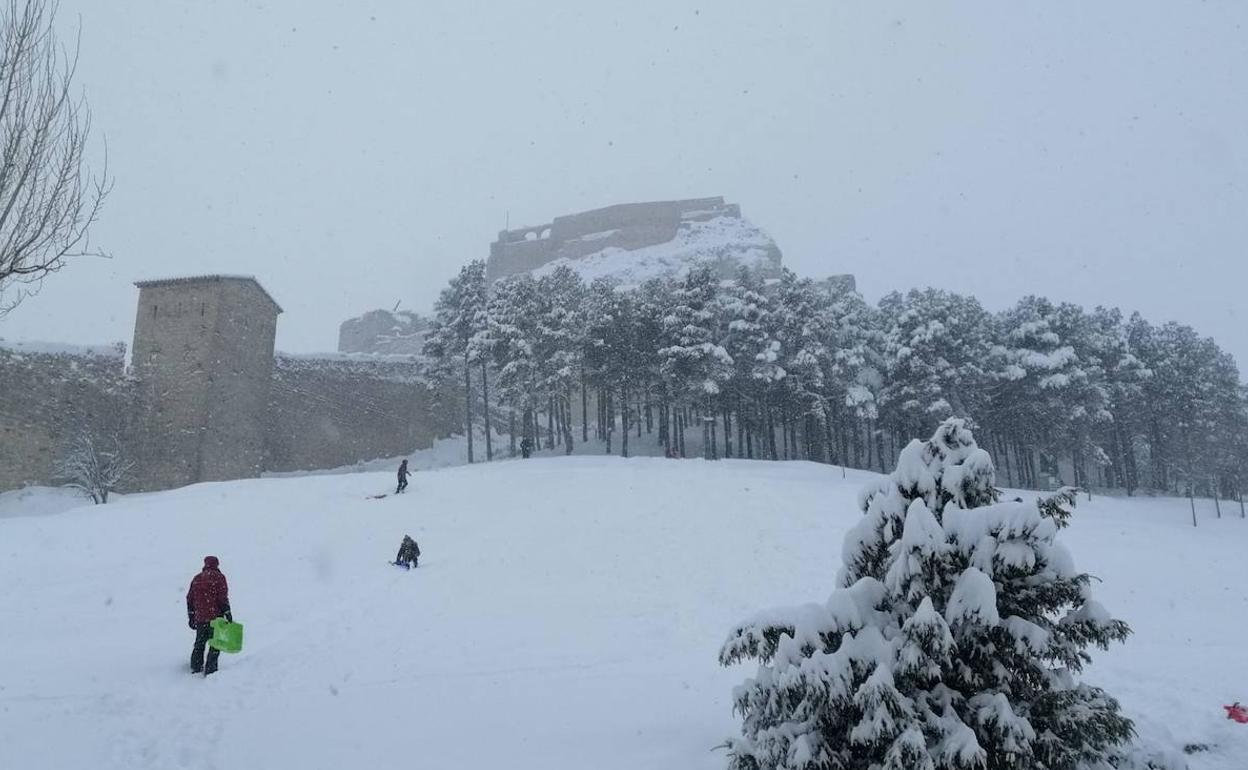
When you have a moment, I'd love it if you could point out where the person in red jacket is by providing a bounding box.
[186,555,232,676]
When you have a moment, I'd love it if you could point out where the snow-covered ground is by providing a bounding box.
[1,457,1244,769]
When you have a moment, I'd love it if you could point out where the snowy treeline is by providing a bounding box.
[424,259,1247,498]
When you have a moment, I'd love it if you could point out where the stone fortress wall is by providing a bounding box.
[0,342,136,494]
[0,275,454,494]
[266,354,445,473]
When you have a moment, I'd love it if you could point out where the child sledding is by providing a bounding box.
[392,535,421,569]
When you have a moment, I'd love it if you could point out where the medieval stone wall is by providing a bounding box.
[0,343,136,492]
[1,276,454,495]
[266,354,453,473]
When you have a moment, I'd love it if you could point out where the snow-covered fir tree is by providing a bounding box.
[658,265,734,459]
[425,260,489,462]
[720,419,1138,770]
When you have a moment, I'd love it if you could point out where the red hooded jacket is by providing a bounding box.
[187,556,230,626]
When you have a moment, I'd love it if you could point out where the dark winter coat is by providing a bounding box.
[398,461,410,480]
[395,535,421,565]
[187,556,231,626]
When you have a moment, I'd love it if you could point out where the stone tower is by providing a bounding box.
[130,275,281,491]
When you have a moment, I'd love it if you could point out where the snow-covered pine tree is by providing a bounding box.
[771,270,831,462]
[720,418,1136,770]
[485,274,543,455]
[426,260,489,462]
[658,265,734,459]
[718,266,782,459]
[533,267,586,452]
[878,288,992,441]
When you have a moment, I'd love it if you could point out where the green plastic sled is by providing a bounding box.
[208,617,244,653]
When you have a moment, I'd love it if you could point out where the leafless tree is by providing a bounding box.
[0,0,111,316]
[55,430,132,504]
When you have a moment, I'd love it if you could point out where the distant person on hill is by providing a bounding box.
[186,555,232,676]
[396,459,411,494]
[520,435,533,459]
[393,535,421,569]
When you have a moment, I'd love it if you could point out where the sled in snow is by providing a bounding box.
[1226,703,1248,723]
[366,493,389,500]
[389,560,416,570]
[208,617,244,653]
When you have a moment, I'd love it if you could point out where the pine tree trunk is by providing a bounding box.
[824,410,836,466]
[598,389,606,441]
[464,355,474,464]
[1151,419,1168,491]
[781,405,790,461]
[723,409,732,458]
[1212,477,1222,518]
[509,409,516,458]
[481,360,492,461]
[678,409,687,457]
[728,401,738,456]
[768,407,778,460]
[1123,427,1140,494]
[546,398,556,450]
[523,406,535,459]
[621,389,630,458]
[646,402,653,434]
[864,420,874,471]
[605,391,613,455]
[581,372,589,444]
[874,420,887,473]
[1239,488,1245,519]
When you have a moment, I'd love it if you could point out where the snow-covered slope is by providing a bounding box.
[530,214,782,287]
[1,458,1244,769]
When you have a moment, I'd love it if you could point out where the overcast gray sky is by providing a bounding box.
[2,1,1245,365]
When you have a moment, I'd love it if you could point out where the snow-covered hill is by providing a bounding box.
[530,213,782,287]
[1,458,1244,769]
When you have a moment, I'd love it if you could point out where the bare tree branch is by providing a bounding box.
[54,429,132,504]
[0,0,111,316]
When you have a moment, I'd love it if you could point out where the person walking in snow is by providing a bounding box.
[393,535,420,569]
[186,555,232,676]
[396,459,411,494]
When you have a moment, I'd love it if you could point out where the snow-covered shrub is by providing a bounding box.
[55,431,133,504]
[720,418,1136,770]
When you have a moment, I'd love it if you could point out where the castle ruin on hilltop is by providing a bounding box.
[486,196,778,282]
[340,196,854,355]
